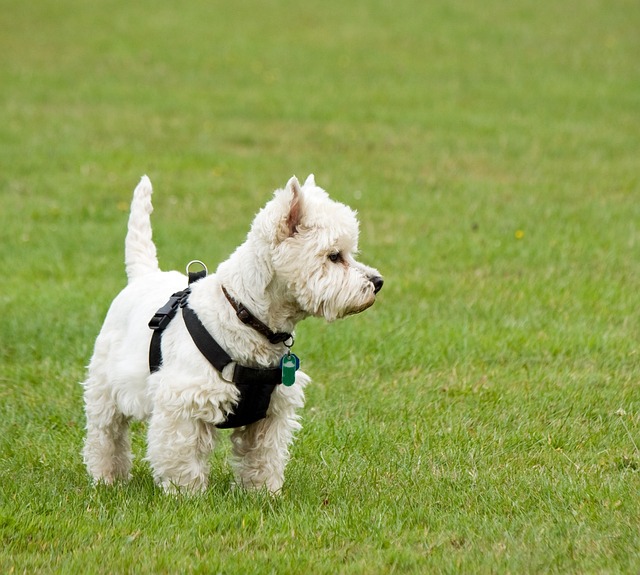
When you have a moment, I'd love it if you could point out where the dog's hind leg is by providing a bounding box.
[82,377,133,483]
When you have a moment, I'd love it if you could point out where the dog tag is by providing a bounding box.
[280,352,300,386]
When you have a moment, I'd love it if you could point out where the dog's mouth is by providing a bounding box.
[315,296,376,322]
[316,276,381,321]
[343,296,376,318]
[342,278,381,318]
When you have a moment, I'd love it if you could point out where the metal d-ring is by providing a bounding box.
[186,259,208,276]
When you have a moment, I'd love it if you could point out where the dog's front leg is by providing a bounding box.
[146,407,216,493]
[229,383,306,494]
[229,416,293,494]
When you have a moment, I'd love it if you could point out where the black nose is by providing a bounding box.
[370,275,384,294]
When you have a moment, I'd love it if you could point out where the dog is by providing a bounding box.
[82,174,383,493]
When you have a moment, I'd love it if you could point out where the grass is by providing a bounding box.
[1,0,640,572]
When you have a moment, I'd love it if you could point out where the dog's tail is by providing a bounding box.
[125,175,160,282]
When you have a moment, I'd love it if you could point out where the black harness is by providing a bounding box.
[148,267,292,429]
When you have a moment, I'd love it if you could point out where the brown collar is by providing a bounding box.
[221,286,293,345]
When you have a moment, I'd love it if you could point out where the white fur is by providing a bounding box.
[82,174,382,493]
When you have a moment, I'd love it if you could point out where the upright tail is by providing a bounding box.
[125,175,160,282]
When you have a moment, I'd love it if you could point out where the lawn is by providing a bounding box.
[1,0,640,572]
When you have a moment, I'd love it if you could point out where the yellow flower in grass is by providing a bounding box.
[515,230,525,240]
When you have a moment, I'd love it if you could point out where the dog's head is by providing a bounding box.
[250,175,383,322]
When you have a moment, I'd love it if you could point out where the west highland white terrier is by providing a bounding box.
[82,174,383,493]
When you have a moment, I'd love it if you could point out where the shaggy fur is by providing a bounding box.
[82,174,382,493]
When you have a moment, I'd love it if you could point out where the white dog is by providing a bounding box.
[82,174,383,493]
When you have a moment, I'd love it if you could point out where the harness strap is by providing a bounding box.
[181,305,282,386]
[149,290,188,373]
[148,266,206,373]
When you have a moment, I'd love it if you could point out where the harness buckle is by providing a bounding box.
[148,290,186,331]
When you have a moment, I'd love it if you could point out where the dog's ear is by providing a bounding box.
[278,176,304,240]
[303,174,316,188]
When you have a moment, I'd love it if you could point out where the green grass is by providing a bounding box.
[1,0,640,572]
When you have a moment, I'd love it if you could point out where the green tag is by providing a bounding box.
[280,352,300,387]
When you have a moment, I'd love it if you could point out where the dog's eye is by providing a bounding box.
[328,252,342,263]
